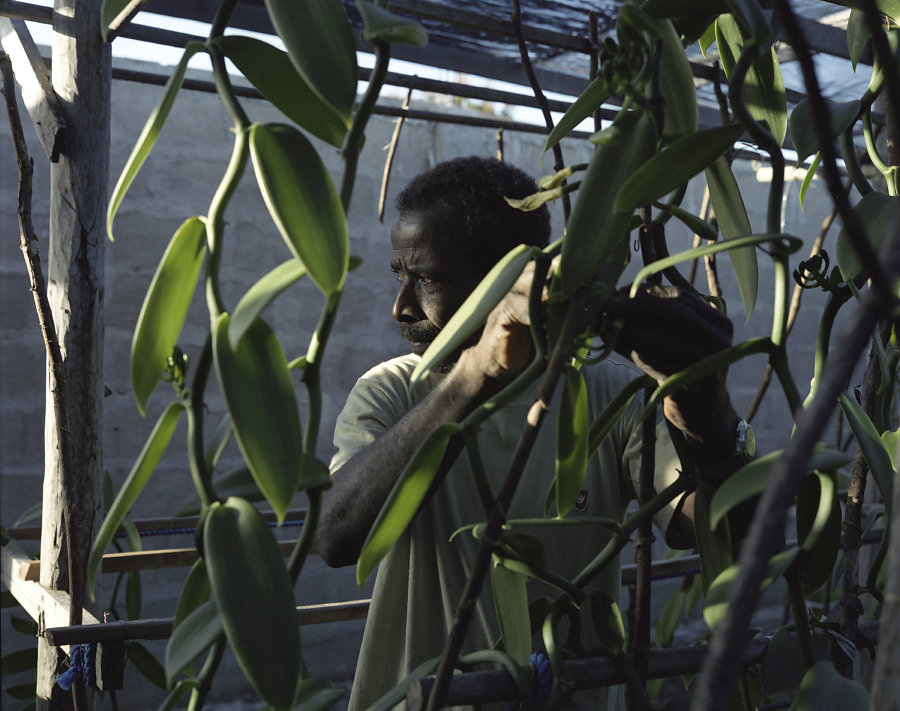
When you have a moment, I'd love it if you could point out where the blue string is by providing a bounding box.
[508,651,552,710]
[55,644,97,691]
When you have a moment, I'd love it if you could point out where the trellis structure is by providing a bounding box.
[0,0,887,708]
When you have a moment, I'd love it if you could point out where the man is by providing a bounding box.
[318,156,747,710]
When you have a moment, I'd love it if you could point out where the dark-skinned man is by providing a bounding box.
[317,156,752,711]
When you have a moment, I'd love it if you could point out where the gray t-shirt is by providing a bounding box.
[330,354,684,710]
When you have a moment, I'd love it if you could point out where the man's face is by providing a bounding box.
[390,207,486,358]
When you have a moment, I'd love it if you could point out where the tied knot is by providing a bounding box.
[55,643,97,691]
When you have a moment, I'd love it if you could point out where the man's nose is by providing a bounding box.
[392,279,418,323]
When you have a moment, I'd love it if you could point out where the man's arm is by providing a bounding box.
[317,265,537,568]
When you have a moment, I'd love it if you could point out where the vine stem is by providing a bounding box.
[424,286,591,711]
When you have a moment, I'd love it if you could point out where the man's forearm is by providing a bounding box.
[316,355,493,567]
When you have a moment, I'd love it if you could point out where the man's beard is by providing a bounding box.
[399,322,480,374]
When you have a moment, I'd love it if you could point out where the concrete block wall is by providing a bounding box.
[1,53,859,708]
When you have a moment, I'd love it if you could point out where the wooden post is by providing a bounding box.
[36,0,109,706]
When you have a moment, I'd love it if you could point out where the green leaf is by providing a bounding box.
[88,402,184,597]
[125,570,142,620]
[229,260,308,349]
[173,559,210,629]
[0,648,37,674]
[763,627,806,697]
[10,615,37,636]
[588,590,626,654]
[882,428,899,471]
[693,483,733,592]
[100,0,130,41]
[656,589,685,648]
[204,498,300,708]
[836,192,899,282]
[204,414,233,471]
[175,466,262,517]
[699,21,717,55]
[716,14,787,146]
[3,682,36,700]
[107,43,206,241]
[213,36,348,147]
[799,153,822,210]
[158,680,202,711]
[357,423,460,587]
[13,502,42,527]
[709,444,852,529]
[704,547,799,630]
[131,217,205,415]
[213,314,303,522]
[543,75,610,158]
[658,202,719,242]
[556,366,589,518]
[839,392,894,514]
[790,661,869,710]
[705,155,758,319]
[560,110,657,296]
[264,0,358,122]
[356,1,428,46]
[498,528,546,569]
[794,471,841,595]
[128,641,167,690]
[847,9,869,70]
[788,99,860,165]
[411,246,533,386]
[293,678,347,711]
[491,561,532,665]
[250,123,348,297]
[656,18,698,140]
[165,599,223,687]
[616,124,745,212]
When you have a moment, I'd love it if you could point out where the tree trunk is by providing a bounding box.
[36,0,109,706]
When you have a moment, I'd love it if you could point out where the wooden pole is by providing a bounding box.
[36,0,109,706]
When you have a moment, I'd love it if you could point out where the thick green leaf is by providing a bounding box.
[175,466,262,517]
[107,42,205,241]
[131,217,205,415]
[790,661,869,710]
[588,590,626,654]
[543,75,610,158]
[762,627,807,697]
[794,471,841,595]
[556,366,589,518]
[560,110,657,296]
[411,246,533,386]
[204,498,300,707]
[705,155,758,319]
[264,0,358,122]
[230,259,308,348]
[165,599,223,687]
[704,547,799,630]
[158,680,202,711]
[656,589,685,648]
[357,423,460,587]
[213,36,347,147]
[356,1,428,46]
[491,562,532,665]
[882,428,899,470]
[693,483,733,593]
[497,529,546,568]
[294,678,347,711]
[616,124,745,212]
[173,559,211,629]
[656,17,698,140]
[836,192,899,282]
[788,99,860,165]
[710,444,852,529]
[659,202,719,242]
[213,314,303,522]
[0,648,37,674]
[88,402,184,596]
[128,641,166,690]
[125,570,142,620]
[99,0,130,41]
[250,123,348,297]
[13,502,42,527]
[847,9,869,70]
[716,14,787,146]
[839,392,894,513]
[799,153,822,210]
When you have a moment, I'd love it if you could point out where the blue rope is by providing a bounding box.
[508,651,552,710]
[113,519,305,538]
[55,643,97,691]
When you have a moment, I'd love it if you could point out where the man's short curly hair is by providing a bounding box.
[396,156,551,268]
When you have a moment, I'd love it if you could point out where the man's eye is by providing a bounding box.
[391,268,404,281]
[420,276,434,286]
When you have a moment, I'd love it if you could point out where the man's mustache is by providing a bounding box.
[399,322,441,345]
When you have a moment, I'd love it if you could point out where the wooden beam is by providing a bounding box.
[2,547,100,653]
[0,15,66,160]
